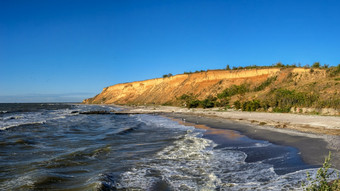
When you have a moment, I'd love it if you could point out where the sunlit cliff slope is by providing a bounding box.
[83,67,340,112]
[84,68,280,104]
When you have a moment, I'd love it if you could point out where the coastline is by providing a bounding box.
[114,105,340,169]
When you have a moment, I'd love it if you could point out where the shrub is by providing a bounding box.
[274,62,284,67]
[187,100,200,108]
[312,62,320,68]
[179,94,219,109]
[215,97,230,108]
[241,100,261,111]
[201,96,217,108]
[254,76,277,91]
[317,98,340,109]
[328,64,340,77]
[260,101,270,111]
[303,152,340,190]
[179,93,198,108]
[234,100,241,110]
[244,65,258,69]
[179,94,191,100]
[268,89,319,112]
[217,84,250,98]
[163,73,173,78]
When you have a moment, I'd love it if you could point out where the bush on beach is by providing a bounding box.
[303,152,340,191]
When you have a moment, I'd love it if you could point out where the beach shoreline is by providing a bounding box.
[114,105,340,169]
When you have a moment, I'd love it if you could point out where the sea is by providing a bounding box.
[0,103,337,190]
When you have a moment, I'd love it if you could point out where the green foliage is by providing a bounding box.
[241,100,261,111]
[317,98,340,109]
[270,89,318,112]
[179,93,229,109]
[217,84,250,98]
[303,152,340,191]
[184,71,193,74]
[178,93,197,108]
[274,62,284,67]
[163,73,173,78]
[260,101,270,111]
[187,100,200,108]
[273,106,291,113]
[328,64,340,77]
[226,65,231,70]
[184,70,205,74]
[254,76,277,91]
[228,89,320,113]
[201,96,217,109]
[244,65,258,69]
[215,97,230,108]
[222,63,300,71]
[179,94,191,100]
[233,100,241,110]
[312,62,320,68]
[179,94,218,108]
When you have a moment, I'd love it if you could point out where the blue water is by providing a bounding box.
[0,103,335,190]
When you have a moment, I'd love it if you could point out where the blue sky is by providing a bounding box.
[1,0,340,102]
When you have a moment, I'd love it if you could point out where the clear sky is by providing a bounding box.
[1,0,340,103]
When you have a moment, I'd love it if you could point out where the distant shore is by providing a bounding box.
[114,105,340,169]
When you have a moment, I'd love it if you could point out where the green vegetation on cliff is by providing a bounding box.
[177,64,340,113]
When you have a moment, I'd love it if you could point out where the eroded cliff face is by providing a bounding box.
[83,68,281,105]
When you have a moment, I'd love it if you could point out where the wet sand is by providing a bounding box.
[165,112,337,169]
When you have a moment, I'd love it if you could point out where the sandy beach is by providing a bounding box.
[116,105,340,169]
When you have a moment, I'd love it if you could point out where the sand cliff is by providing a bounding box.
[83,68,283,104]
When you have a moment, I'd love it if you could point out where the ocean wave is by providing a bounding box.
[0,121,46,130]
[135,114,196,132]
[222,142,272,150]
[117,127,137,135]
[105,115,339,190]
[0,108,78,130]
[3,115,24,121]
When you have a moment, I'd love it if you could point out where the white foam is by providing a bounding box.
[115,115,340,190]
[135,114,196,132]
[0,108,75,130]
[0,173,35,190]
[0,121,46,130]
[223,141,272,150]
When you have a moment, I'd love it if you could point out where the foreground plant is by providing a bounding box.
[303,152,340,191]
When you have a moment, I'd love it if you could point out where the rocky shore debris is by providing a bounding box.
[77,110,152,115]
[79,111,113,115]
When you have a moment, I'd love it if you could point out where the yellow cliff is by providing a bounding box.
[83,68,281,104]
[82,67,340,112]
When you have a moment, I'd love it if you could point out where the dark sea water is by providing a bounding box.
[0,103,336,190]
